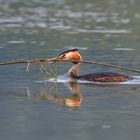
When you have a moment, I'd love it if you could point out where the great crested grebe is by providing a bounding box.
[53,49,133,82]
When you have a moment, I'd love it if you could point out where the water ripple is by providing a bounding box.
[114,48,134,51]
[8,40,25,44]
[37,75,140,85]
[68,29,131,34]
[0,2,132,34]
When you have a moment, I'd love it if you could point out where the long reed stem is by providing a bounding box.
[0,58,140,74]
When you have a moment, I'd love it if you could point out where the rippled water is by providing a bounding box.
[0,0,140,140]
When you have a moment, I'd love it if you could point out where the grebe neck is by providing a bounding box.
[68,63,81,79]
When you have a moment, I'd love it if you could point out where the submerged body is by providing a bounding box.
[54,49,133,82]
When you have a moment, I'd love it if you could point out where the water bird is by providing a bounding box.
[52,49,133,82]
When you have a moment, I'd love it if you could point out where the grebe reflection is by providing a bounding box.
[47,82,83,107]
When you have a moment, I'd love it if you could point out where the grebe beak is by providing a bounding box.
[47,54,67,63]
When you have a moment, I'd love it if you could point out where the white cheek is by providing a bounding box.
[67,53,71,59]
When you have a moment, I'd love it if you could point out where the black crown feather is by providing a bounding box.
[58,49,78,56]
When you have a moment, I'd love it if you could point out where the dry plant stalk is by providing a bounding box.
[0,58,140,74]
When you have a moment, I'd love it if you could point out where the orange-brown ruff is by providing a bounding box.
[56,49,133,82]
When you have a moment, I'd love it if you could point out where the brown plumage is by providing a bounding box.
[77,72,132,82]
[54,49,133,82]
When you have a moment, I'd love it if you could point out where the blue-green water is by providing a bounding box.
[0,0,140,140]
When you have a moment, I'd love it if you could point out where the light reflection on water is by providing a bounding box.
[0,0,133,33]
[0,0,140,140]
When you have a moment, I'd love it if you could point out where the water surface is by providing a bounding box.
[0,0,140,140]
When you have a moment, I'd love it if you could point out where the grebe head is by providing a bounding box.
[49,49,82,79]
[50,49,82,64]
[55,49,82,64]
